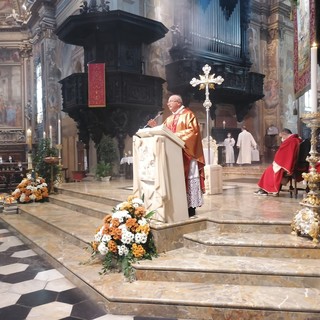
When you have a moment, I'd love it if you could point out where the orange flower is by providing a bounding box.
[42,190,49,198]
[108,240,118,253]
[109,226,122,240]
[91,241,99,251]
[111,218,120,228]
[127,195,138,202]
[101,224,110,234]
[136,224,150,234]
[119,201,132,211]
[103,214,112,224]
[134,206,146,218]
[126,218,137,229]
[13,193,20,200]
[132,243,145,258]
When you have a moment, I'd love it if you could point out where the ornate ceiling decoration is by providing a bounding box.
[0,0,31,29]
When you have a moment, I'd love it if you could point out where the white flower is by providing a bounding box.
[112,210,131,223]
[117,244,129,256]
[94,232,102,242]
[20,193,26,202]
[121,230,134,244]
[131,197,144,207]
[135,232,147,244]
[138,218,147,226]
[26,173,32,179]
[29,194,36,200]
[98,242,109,255]
[101,234,111,242]
[115,202,126,210]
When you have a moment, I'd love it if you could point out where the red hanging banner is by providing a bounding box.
[88,63,106,107]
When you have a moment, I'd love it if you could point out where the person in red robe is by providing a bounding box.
[254,128,302,196]
[148,94,205,217]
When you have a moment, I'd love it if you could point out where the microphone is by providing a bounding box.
[143,111,163,128]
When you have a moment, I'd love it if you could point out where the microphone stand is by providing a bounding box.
[142,111,163,129]
[135,111,164,138]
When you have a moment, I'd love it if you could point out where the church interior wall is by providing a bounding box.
[0,0,311,177]
[255,1,297,158]
[280,29,297,133]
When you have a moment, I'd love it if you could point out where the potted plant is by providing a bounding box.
[95,134,117,181]
[95,161,112,181]
[33,138,59,191]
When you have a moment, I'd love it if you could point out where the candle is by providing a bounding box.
[43,131,46,139]
[49,125,52,148]
[27,128,32,149]
[222,121,226,129]
[311,43,318,113]
[58,119,61,145]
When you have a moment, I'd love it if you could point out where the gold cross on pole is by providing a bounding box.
[190,64,224,165]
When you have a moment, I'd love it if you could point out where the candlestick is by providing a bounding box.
[49,125,52,148]
[58,119,61,145]
[311,43,318,113]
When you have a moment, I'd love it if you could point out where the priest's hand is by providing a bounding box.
[147,119,157,127]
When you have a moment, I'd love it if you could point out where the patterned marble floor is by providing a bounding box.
[0,168,309,320]
[0,222,177,320]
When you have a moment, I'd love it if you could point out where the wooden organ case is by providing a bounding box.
[166,0,265,121]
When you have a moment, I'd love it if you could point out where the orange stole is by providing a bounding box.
[164,108,205,193]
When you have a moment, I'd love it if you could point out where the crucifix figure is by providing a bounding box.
[190,64,224,164]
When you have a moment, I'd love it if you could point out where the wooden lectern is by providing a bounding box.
[133,125,188,223]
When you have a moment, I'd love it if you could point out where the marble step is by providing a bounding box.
[104,279,320,319]
[222,165,266,177]
[206,220,292,234]
[49,193,113,219]
[9,201,319,288]
[1,214,320,320]
[184,227,320,259]
[56,185,120,207]
[134,247,320,288]
[16,202,102,248]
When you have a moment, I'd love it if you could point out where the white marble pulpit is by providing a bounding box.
[133,125,188,223]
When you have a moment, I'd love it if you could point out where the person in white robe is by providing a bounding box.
[223,133,235,166]
[236,126,257,165]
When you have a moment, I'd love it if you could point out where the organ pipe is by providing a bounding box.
[189,0,241,57]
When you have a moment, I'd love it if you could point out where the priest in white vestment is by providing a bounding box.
[236,126,257,165]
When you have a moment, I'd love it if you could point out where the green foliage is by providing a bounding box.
[95,161,112,179]
[96,134,117,163]
[95,134,117,177]
[33,138,58,184]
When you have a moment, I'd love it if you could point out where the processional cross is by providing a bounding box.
[190,64,224,164]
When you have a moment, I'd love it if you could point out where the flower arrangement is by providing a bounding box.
[89,195,157,281]
[12,173,49,203]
